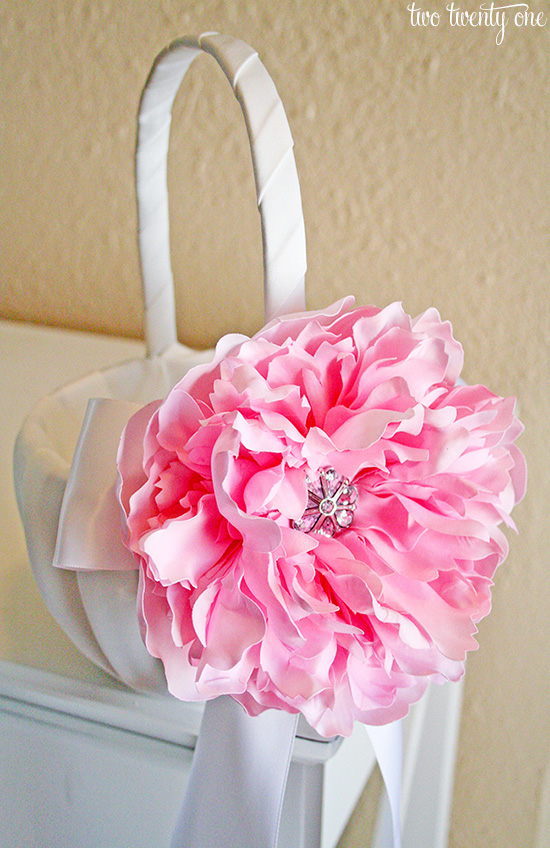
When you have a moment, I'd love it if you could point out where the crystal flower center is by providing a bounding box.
[293,468,358,537]
[319,498,335,515]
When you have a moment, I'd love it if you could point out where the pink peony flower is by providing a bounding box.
[117,298,525,737]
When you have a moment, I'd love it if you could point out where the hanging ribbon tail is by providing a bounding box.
[171,696,299,848]
[366,720,403,848]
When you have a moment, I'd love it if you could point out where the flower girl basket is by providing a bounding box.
[13,31,524,848]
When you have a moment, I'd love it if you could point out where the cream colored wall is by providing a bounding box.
[1,1,549,846]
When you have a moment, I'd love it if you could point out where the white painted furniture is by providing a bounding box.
[536,755,550,848]
[0,319,463,848]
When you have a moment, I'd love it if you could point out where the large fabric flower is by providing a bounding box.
[117,298,525,737]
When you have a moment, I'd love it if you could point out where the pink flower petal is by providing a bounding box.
[141,494,230,586]
[211,427,282,553]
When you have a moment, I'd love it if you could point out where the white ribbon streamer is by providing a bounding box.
[170,697,299,848]
[367,721,403,848]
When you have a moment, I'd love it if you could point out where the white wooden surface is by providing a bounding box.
[0,319,463,848]
[1,660,379,848]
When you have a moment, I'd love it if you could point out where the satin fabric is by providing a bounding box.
[170,697,299,848]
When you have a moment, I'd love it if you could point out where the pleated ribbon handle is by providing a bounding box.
[136,32,307,357]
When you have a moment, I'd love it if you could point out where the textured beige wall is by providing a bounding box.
[2,1,549,846]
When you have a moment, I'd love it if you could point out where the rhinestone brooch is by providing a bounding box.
[293,468,358,537]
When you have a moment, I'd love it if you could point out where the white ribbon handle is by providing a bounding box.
[137,32,307,357]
